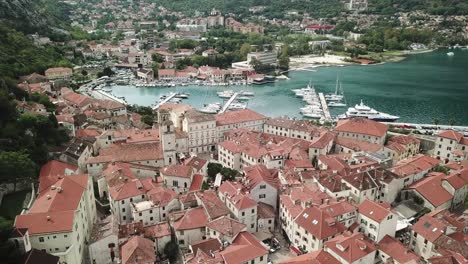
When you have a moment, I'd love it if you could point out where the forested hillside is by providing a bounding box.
[153,0,343,18]
[0,0,71,35]
[369,0,468,15]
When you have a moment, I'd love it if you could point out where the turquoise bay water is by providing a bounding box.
[110,49,468,125]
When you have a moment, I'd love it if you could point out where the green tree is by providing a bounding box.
[207,162,223,181]
[0,151,37,183]
[164,240,179,262]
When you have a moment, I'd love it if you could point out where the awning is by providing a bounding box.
[290,245,301,255]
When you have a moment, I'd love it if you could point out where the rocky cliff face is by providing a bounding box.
[0,0,69,34]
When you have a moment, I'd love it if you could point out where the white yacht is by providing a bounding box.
[229,102,247,110]
[175,92,189,99]
[447,52,455,56]
[199,103,221,114]
[217,90,234,98]
[325,79,345,102]
[328,101,347,107]
[339,100,399,122]
[239,90,254,96]
[292,82,315,97]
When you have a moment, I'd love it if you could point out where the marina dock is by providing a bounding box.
[318,92,332,121]
[219,92,239,113]
[152,92,177,110]
[90,90,127,105]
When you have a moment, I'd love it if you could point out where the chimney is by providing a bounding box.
[47,194,51,200]
[51,185,56,190]
[47,215,51,221]
[57,187,63,193]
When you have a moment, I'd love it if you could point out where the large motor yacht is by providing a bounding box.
[339,100,399,122]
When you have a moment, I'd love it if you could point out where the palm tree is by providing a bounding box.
[432,118,439,129]
[449,119,456,127]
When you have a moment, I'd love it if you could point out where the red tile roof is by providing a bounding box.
[195,191,230,220]
[183,156,207,172]
[325,232,377,263]
[310,131,336,149]
[173,207,208,230]
[438,130,464,142]
[15,175,89,235]
[408,173,453,207]
[143,222,171,239]
[215,109,266,126]
[320,201,356,219]
[444,169,468,190]
[378,235,420,264]
[279,250,340,264]
[189,238,223,257]
[189,174,204,192]
[411,214,447,242]
[87,142,163,164]
[220,231,268,264]
[335,118,387,137]
[218,181,257,210]
[390,154,440,178]
[335,137,383,152]
[147,186,178,206]
[358,200,392,223]
[295,206,346,240]
[162,164,193,178]
[257,202,276,219]
[120,236,156,264]
[38,160,78,192]
[243,164,279,190]
[15,211,76,235]
[206,216,246,238]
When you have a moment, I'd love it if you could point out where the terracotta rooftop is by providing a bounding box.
[335,118,388,137]
[162,164,193,178]
[16,175,89,235]
[437,130,464,142]
[195,191,230,220]
[358,200,392,223]
[206,216,246,238]
[143,222,171,239]
[335,137,383,152]
[408,173,453,207]
[120,236,156,264]
[411,214,447,242]
[189,174,204,192]
[390,154,440,178]
[378,235,420,264]
[220,231,268,264]
[173,207,208,230]
[295,206,346,240]
[215,109,266,126]
[324,232,377,263]
[38,160,78,192]
[87,142,163,164]
[257,202,276,219]
[279,250,340,264]
[243,164,280,190]
[218,181,257,210]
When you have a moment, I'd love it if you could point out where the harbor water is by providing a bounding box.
[109,49,468,125]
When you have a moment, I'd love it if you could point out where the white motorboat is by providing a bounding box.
[175,93,189,99]
[328,101,347,107]
[339,100,399,122]
[447,52,455,56]
[199,103,221,114]
[239,90,254,96]
[217,90,234,98]
[229,102,247,110]
[237,96,251,101]
[302,112,323,119]
[325,78,345,102]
